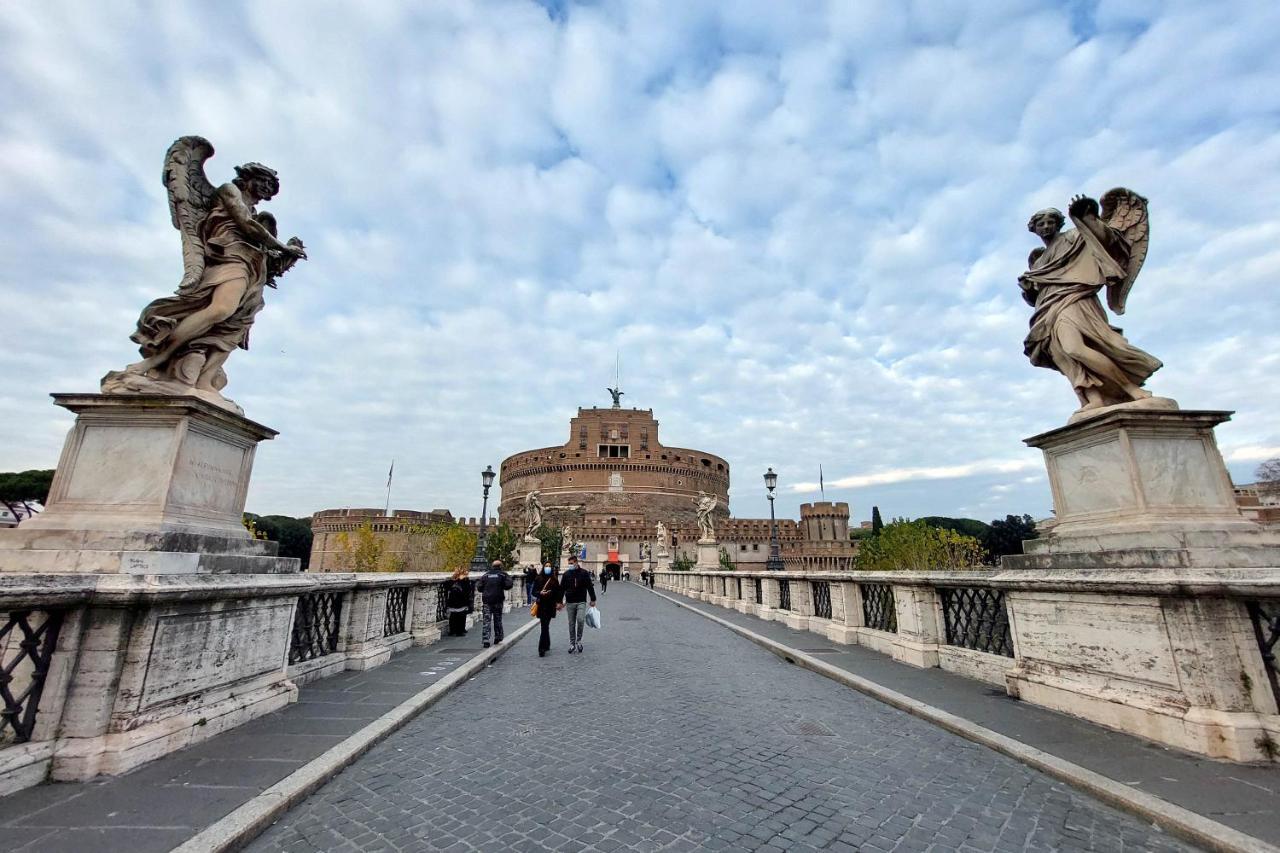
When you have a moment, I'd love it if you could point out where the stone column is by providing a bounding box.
[411,581,444,646]
[759,577,780,622]
[826,581,863,644]
[890,583,942,668]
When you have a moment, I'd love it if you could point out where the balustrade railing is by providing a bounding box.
[812,581,832,619]
[1247,600,1280,707]
[383,587,409,636]
[754,578,763,605]
[288,591,344,665]
[0,609,64,744]
[939,587,1013,657]
[778,578,791,611]
[735,578,743,600]
[860,583,897,633]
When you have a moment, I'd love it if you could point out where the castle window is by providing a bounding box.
[752,544,759,551]
[598,444,630,458]
[609,517,617,525]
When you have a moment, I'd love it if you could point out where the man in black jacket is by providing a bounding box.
[561,555,597,654]
[477,560,515,647]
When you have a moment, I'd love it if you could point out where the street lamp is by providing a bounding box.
[469,465,496,574]
[764,467,784,572]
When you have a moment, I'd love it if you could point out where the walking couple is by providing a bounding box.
[532,555,598,657]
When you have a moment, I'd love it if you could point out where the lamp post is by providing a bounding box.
[469,465,496,574]
[764,467,784,572]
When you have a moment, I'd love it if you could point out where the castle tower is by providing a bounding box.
[799,501,851,544]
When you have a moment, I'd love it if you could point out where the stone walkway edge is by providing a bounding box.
[172,617,539,853]
[647,587,1278,853]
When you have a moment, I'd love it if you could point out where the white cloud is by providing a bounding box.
[1,0,1278,527]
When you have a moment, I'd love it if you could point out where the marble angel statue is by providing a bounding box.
[694,492,717,541]
[523,490,545,541]
[101,135,307,413]
[1019,188,1163,418]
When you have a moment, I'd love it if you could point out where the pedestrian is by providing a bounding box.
[445,566,473,637]
[599,566,609,594]
[560,555,597,654]
[523,563,538,606]
[477,559,514,647]
[534,562,563,658]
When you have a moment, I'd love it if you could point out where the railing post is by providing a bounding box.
[759,576,781,621]
[411,580,444,646]
[826,581,863,644]
[343,584,392,671]
[891,582,942,668]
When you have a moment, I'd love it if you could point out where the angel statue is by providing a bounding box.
[101,136,307,413]
[1019,188,1163,419]
[522,490,545,541]
[606,386,624,408]
[655,521,670,556]
[693,492,717,541]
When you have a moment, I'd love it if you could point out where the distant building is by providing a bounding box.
[1234,483,1280,525]
[308,393,863,573]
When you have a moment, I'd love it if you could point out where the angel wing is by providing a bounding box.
[162,136,218,294]
[1100,187,1149,315]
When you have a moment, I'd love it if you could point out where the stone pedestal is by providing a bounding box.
[1012,409,1280,568]
[695,539,719,571]
[517,539,542,568]
[654,550,671,572]
[0,394,297,574]
[1001,407,1280,762]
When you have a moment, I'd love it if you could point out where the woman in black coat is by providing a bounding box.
[533,563,563,657]
[445,567,474,637]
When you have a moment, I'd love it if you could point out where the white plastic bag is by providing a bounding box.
[586,605,601,629]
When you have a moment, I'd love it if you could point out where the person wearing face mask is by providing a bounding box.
[533,562,563,658]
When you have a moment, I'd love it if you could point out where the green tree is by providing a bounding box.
[244,513,314,569]
[534,524,564,567]
[0,469,54,521]
[855,518,984,571]
[919,516,990,540]
[981,514,1038,563]
[427,522,477,573]
[672,553,695,572]
[718,547,736,571]
[484,522,519,569]
[335,522,391,572]
[870,505,883,536]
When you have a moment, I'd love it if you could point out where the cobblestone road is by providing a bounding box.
[249,583,1196,852]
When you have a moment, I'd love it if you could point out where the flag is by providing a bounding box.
[387,459,395,489]
[820,464,824,499]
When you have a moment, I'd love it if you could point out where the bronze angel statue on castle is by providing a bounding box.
[101,136,306,413]
[1020,188,1165,420]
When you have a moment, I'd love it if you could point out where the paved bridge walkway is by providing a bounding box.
[246,583,1200,853]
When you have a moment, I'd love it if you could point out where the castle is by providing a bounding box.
[310,395,858,573]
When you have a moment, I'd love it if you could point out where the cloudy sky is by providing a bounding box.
[2,0,1277,526]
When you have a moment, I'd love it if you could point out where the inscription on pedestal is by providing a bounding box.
[171,430,247,514]
[139,604,290,708]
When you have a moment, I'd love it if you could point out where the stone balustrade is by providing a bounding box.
[654,568,1280,763]
[0,572,518,795]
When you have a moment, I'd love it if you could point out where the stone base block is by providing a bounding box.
[0,394,296,574]
[1018,409,1279,567]
[0,742,55,798]
[824,624,860,645]
[735,601,756,616]
[938,646,1011,687]
[695,540,720,570]
[1007,669,1280,762]
[891,637,940,669]
[777,611,808,631]
[517,539,542,568]
[51,677,297,780]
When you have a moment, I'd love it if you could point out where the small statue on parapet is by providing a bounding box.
[1019,187,1169,421]
[101,136,307,414]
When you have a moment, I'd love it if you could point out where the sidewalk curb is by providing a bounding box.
[172,616,539,853]
[648,587,1277,853]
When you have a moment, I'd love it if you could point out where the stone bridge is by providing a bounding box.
[0,576,1277,852]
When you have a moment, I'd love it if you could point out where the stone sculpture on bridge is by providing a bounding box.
[522,490,544,542]
[694,492,717,542]
[101,135,307,414]
[1019,188,1167,421]
[655,522,670,557]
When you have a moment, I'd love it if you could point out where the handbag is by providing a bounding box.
[530,578,553,617]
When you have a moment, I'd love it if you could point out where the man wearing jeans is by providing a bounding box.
[560,555,597,654]
[477,560,514,647]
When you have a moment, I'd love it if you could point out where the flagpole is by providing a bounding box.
[385,459,394,516]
